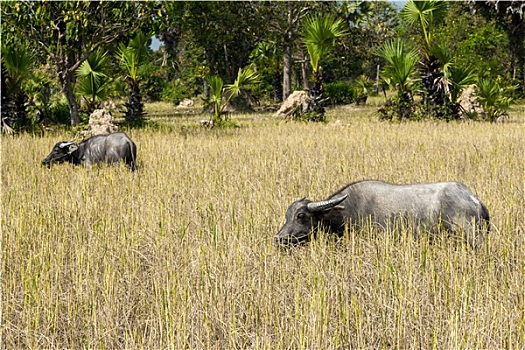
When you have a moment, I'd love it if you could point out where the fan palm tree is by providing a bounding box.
[400,1,447,51]
[76,48,111,114]
[206,67,260,127]
[303,14,348,120]
[400,1,448,115]
[118,31,150,125]
[376,39,420,120]
[1,44,34,132]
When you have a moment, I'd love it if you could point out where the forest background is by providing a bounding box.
[1,1,524,131]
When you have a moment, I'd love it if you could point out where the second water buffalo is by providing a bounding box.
[42,132,137,170]
[275,180,490,247]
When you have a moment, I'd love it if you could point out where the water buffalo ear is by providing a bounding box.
[66,144,78,154]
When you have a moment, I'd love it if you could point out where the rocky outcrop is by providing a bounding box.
[79,108,118,138]
[273,91,309,119]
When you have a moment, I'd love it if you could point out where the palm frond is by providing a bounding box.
[1,44,34,94]
[400,1,447,46]
[447,64,476,103]
[226,67,260,97]
[207,75,224,104]
[303,14,348,74]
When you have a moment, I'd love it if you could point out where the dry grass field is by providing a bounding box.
[2,104,525,349]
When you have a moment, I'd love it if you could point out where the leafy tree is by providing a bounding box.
[243,2,318,100]
[1,1,162,127]
[332,1,399,82]
[118,32,151,125]
[432,2,510,78]
[206,67,260,127]
[303,14,348,121]
[249,41,282,102]
[1,44,35,132]
[472,1,524,96]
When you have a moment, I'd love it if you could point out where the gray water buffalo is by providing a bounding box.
[276,180,489,247]
[42,132,137,170]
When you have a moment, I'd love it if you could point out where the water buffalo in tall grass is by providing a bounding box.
[276,180,490,248]
[42,132,137,170]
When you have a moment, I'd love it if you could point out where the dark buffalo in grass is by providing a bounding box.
[42,132,137,171]
[276,180,489,248]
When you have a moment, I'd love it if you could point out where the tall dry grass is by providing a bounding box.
[2,106,525,349]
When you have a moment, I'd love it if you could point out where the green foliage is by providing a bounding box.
[377,40,419,94]
[118,32,151,84]
[49,100,73,126]
[76,48,111,113]
[476,76,517,122]
[325,81,354,106]
[1,1,164,127]
[400,0,448,48]
[1,44,35,132]
[206,67,260,126]
[353,74,374,105]
[376,39,419,120]
[161,80,189,105]
[1,44,34,96]
[446,64,477,106]
[138,61,168,102]
[303,14,348,77]
[119,31,151,126]
[303,14,348,121]
[249,41,282,102]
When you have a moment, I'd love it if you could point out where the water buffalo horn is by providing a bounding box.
[307,194,348,212]
[59,141,75,148]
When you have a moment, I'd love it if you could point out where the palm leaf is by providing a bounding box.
[377,39,419,90]
[76,48,110,108]
[400,1,447,46]
[303,14,348,74]
[1,44,34,94]
[447,64,476,103]
[207,75,223,104]
[225,67,260,98]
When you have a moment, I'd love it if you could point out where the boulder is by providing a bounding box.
[458,85,485,119]
[79,108,119,138]
[177,98,194,108]
[273,91,310,119]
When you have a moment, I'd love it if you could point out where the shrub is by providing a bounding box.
[476,76,517,122]
[324,81,354,106]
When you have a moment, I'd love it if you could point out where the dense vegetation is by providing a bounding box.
[1,1,523,129]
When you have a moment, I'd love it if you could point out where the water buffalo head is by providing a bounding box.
[275,194,348,246]
[42,141,78,167]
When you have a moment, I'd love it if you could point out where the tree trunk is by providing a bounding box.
[509,12,524,96]
[62,70,80,127]
[283,44,292,101]
[301,50,310,91]
[282,3,294,101]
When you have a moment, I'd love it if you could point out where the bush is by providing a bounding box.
[324,81,354,106]
[476,76,517,122]
[161,80,190,106]
[50,101,73,126]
